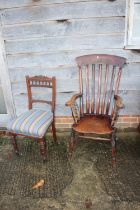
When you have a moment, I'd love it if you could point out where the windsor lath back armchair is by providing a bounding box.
[66,54,126,163]
[7,76,57,160]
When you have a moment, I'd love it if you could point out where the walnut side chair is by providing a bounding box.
[66,54,126,164]
[7,76,57,160]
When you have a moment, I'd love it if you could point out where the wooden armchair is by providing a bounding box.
[7,76,57,160]
[66,54,126,164]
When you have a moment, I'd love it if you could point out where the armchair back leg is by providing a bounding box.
[111,131,116,165]
[52,121,57,143]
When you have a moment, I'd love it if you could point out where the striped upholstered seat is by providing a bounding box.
[7,109,53,138]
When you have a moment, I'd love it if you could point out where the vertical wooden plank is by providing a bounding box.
[0,16,16,126]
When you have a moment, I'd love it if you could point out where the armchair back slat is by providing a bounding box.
[85,65,90,113]
[91,64,95,113]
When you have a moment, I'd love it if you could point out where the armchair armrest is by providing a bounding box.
[65,93,82,107]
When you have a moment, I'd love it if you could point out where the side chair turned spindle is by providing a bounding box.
[7,76,57,160]
[66,54,126,164]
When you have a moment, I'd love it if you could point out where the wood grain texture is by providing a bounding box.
[3,17,124,39]
[13,90,140,116]
[8,62,140,93]
[1,0,125,24]
[15,104,72,116]
[6,49,140,69]
[0,28,16,120]
[119,90,140,115]
[9,66,78,82]
[11,79,79,94]
[5,35,124,54]
[0,0,103,9]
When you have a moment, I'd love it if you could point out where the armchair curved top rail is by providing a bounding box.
[76,54,126,68]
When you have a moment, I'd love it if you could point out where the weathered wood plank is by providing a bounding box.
[13,92,76,106]
[8,62,140,86]
[3,17,125,39]
[120,77,140,90]
[7,52,75,68]
[123,63,140,77]
[12,91,74,116]
[1,0,125,25]
[15,105,72,116]
[119,90,140,115]
[5,34,124,54]
[11,71,140,101]
[9,67,78,82]
[11,80,79,94]
[13,90,140,116]
[0,0,101,9]
[6,48,140,70]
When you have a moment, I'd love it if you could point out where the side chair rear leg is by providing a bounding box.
[111,131,116,165]
[52,121,57,143]
[43,137,47,152]
[12,134,19,156]
[38,138,46,161]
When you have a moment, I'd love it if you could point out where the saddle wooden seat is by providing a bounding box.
[73,115,113,134]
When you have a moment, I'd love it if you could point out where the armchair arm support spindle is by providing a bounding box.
[111,95,124,126]
[65,93,82,124]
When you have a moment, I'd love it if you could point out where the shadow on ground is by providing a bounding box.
[0,132,140,210]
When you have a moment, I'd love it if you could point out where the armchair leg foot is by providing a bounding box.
[111,132,116,165]
[38,138,47,160]
[68,152,72,161]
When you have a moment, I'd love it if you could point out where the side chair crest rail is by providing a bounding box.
[7,75,57,160]
[66,54,126,164]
